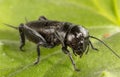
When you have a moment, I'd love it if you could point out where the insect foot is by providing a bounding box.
[93,48,99,51]
[34,61,39,65]
[34,59,40,65]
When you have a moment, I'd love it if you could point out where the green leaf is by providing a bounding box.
[0,0,120,77]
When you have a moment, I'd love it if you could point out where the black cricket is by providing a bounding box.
[4,16,120,71]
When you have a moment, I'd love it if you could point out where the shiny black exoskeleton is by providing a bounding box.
[5,16,120,71]
[18,16,98,71]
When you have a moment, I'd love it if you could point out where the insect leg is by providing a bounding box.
[72,49,77,56]
[89,40,99,51]
[79,52,84,58]
[55,31,68,54]
[85,44,90,54]
[55,31,79,71]
[62,47,80,71]
[34,43,41,65]
[34,42,48,65]
[55,25,79,71]
[22,24,48,64]
[19,24,25,51]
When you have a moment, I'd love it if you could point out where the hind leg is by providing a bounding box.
[19,24,25,51]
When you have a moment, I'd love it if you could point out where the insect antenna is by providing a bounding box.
[3,23,18,30]
[89,36,120,59]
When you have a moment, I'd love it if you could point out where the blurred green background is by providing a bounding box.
[0,0,120,77]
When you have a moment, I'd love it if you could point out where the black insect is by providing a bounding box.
[4,16,120,71]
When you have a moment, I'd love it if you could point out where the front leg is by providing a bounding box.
[55,32,79,71]
[55,26,79,71]
[85,44,90,54]
[55,31,67,54]
[89,40,99,51]
[62,47,80,71]
[19,24,25,51]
